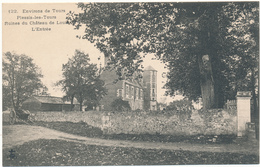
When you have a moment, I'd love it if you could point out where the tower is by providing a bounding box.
[143,65,157,111]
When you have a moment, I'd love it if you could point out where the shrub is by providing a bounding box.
[198,108,224,122]
[133,109,143,112]
[166,100,194,119]
[111,98,131,112]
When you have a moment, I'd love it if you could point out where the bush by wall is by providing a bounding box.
[166,100,194,119]
[111,98,131,112]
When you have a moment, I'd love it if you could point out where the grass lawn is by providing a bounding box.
[35,121,237,144]
[3,139,258,166]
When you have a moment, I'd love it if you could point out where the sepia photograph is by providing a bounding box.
[2,1,259,166]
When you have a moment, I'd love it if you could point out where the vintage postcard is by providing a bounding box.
[2,1,259,166]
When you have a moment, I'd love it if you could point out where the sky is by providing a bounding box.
[2,3,184,103]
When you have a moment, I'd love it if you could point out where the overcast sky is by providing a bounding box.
[2,2,183,103]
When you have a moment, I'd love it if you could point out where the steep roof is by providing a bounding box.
[100,68,143,88]
[125,79,143,88]
[144,65,156,71]
[32,96,79,104]
[34,96,63,104]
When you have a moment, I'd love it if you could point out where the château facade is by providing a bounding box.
[99,69,144,111]
[98,60,157,111]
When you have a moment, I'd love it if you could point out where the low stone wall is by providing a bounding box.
[3,111,10,123]
[33,111,103,128]
[3,109,237,136]
[3,110,25,123]
[103,109,237,135]
[2,110,103,128]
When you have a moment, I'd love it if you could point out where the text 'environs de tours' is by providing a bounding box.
[4,9,67,31]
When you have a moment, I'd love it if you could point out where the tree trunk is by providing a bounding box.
[79,93,83,111]
[11,87,16,110]
[198,55,216,109]
[250,67,259,140]
[70,95,74,111]
[196,5,222,110]
[11,75,18,110]
[10,68,16,110]
[16,89,20,110]
[79,101,82,111]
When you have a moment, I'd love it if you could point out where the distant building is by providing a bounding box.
[143,65,158,111]
[99,69,144,111]
[98,57,157,111]
[22,96,80,111]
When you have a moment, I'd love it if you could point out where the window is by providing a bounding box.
[136,88,139,100]
[126,84,129,98]
[152,73,156,82]
[152,89,156,96]
[131,86,134,99]
[117,89,122,97]
[140,89,143,99]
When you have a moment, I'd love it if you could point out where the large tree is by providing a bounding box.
[57,50,107,111]
[67,2,258,109]
[224,3,259,138]
[2,52,44,110]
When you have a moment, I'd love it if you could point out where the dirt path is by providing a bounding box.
[3,125,258,155]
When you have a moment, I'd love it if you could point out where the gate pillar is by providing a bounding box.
[237,91,251,137]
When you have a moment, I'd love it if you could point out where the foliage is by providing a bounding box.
[67,2,259,109]
[165,100,194,119]
[2,85,12,111]
[84,101,95,111]
[2,52,44,110]
[224,3,259,138]
[224,3,259,128]
[56,50,107,111]
[224,3,259,94]
[111,98,131,111]
[198,109,224,127]
[35,86,50,96]
[166,100,194,111]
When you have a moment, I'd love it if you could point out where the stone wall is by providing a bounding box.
[33,111,104,128]
[3,109,237,136]
[2,110,103,128]
[103,109,237,135]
